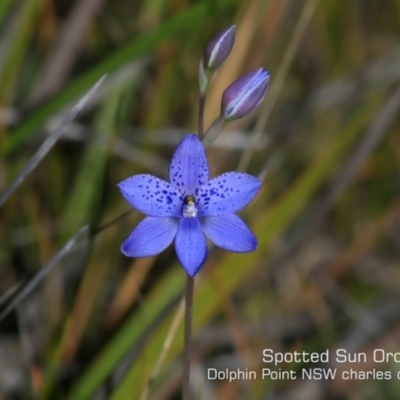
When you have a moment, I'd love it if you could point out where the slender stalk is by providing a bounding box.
[198,93,206,140]
[182,274,194,400]
[183,66,205,398]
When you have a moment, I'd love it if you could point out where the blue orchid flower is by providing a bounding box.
[118,134,261,277]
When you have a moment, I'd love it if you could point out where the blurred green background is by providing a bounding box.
[1,0,400,399]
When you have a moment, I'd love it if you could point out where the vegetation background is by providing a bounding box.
[1,0,400,399]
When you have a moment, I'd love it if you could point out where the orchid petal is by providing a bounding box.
[200,214,257,252]
[197,172,261,216]
[118,175,182,217]
[121,217,178,257]
[169,134,209,195]
[175,218,207,277]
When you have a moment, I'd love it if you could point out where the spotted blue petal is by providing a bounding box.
[118,174,183,217]
[200,214,257,252]
[169,134,209,195]
[121,217,178,257]
[197,172,261,216]
[175,218,207,277]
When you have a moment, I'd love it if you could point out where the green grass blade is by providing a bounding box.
[0,0,15,27]
[0,76,105,209]
[62,84,119,235]
[2,0,235,156]
[66,271,184,400]
[0,0,43,101]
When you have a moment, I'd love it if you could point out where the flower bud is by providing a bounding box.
[221,68,269,122]
[203,25,236,71]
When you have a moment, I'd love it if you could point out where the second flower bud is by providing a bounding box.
[221,68,270,122]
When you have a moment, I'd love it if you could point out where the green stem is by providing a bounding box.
[198,93,206,140]
[182,274,194,400]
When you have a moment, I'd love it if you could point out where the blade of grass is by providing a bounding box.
[39,81,128,399]
[238,0,319,171]
[59,84,125,352]
[29,0,105,104]
[0,76,106,208]
[0,225,89,323]
[62,80,119,235]
[0,0,44,102]
[138,299,185,400]
[292,83,400,244]
[65,270,185,400]
[2,0,236,156]
[0,0,14,27]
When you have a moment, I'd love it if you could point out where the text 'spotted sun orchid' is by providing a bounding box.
[117,25,269,400]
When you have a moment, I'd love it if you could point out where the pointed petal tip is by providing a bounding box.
[183,133,201,142]
[200,214,258,253]
[170,134,209,193]
[120,217,178,258]
[251,67,269,80]
[117,175,182,217]
[182,261,204,278]
[197,172,262,216]
[175,218,207,277]
[120,242,131,257]
[249,235,258,252]
[177,242,207,277]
